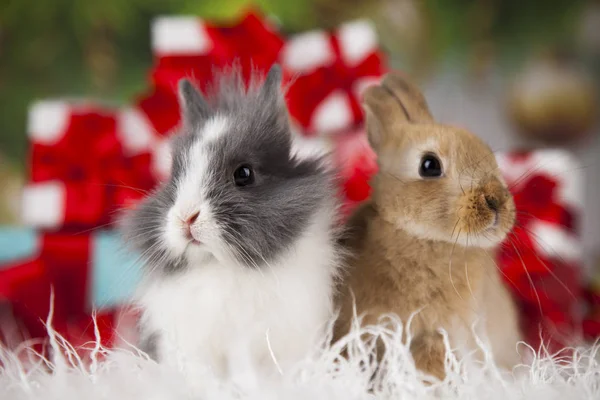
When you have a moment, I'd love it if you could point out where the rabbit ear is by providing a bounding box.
[262,64,282,95]
[258,64,290,132]
[361,71,434,151]
[380,71,434,124]
[362,85,398,152]
[178,78,211,128]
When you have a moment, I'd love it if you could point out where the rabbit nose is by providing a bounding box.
[484,195,500,212]
[183,211,199,239]
[185,211,200,226]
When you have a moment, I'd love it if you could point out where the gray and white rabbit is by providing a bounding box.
[120,65,342,383]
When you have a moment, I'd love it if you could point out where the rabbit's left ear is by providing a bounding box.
[260,64,290,130]
[262,64,283,95]
[178,79,211,128]
[362,86,390,152]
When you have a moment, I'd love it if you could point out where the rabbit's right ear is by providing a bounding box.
[361,71,434,152]
[380,71,434,124]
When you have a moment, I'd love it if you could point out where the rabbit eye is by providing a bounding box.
[233,164,254,186]
[419,154,443,178]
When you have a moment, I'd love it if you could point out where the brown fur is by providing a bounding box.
[334,71,522,380]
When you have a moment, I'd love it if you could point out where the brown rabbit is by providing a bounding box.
[334,70,522,380]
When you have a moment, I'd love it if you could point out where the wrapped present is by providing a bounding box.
[0,227,141,351]
[127,87,180,183]
[151,11,284,91]
[281,20,386,135]
[141,15,387,140]
[496,149,585,350]
[90,231,142,310]
[22,101,156,229]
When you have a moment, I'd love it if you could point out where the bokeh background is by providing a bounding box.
[1,0,599,263]
[0,0,599,348]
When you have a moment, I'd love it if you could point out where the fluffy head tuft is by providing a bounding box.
[121,64,336,274]
[363,71,515,248]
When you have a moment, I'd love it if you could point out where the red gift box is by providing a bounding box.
[0,230,141,356]
[496,150,585,351]
[151,12,284,92]
[22,101,156,229]
[281,20,386,135]
[0,233,91,339]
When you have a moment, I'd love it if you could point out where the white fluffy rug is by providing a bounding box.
[1,315,599,400]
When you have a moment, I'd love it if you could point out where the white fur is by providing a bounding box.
[140,115,340,386]
[164,117,230,258]
[21,181,65,228]
[164,136,215,259]
[200,115,229,143]
[139,207,338,386]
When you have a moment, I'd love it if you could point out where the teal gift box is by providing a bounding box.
[0,227,142,310]
[91,231,143,308]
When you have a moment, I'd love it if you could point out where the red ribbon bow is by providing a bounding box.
[283,22,386,135]
[28,107,120,227]
[152,11,284,91]
[26,105,156,228]
[30,108,121,183]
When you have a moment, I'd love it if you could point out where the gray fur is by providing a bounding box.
[178,79,211,129]
[121,64,335,275]
[138,329,160,360]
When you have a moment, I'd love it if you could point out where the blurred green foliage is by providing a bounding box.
[0,0,587,167]
[422,0,586,67]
